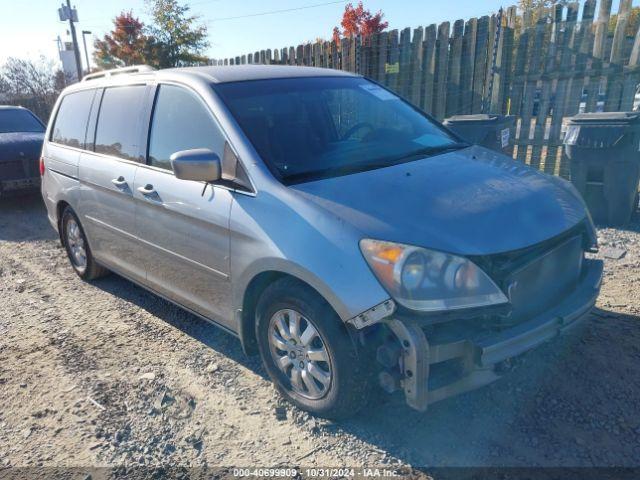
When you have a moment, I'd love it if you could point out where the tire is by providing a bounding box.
[256,277,370,419]
[60,207,109,280]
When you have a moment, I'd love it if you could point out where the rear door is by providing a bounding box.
[78,84,150,282]
[133,83,234,325]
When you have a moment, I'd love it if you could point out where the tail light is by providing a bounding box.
[39,156,45,176]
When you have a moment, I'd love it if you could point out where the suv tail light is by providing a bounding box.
[39,156,45,176]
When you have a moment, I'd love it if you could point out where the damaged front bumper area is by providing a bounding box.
[380,258,603,411]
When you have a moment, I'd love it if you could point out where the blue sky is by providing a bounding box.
[0,0,627,68]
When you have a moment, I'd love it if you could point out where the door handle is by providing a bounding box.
[137,184,156,196]
[111,176,127,188]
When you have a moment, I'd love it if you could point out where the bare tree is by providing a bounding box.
[0,56,66,121]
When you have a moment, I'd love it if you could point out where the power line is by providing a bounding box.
[204,0,348,23]
[80,0,349,31]
[190,0,226,5]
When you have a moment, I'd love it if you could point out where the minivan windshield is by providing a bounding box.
[215,77,465,183]
[0,109,45,134]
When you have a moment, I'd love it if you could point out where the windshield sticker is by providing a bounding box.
[414,133,448,146]
[359,84,398,101]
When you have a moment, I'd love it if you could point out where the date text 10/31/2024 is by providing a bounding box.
[232,468,402,477]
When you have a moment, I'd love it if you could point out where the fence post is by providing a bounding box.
[409,27,424,107]
[611,0,632,65]
[494,6,517,114]
[446,20,464,117]
[303,43,312,67]
[460,18,478,115]
[399,27,412,98]
[472,16,490,113]
[592,0,613,61]
[369,33,380,82]
[421,25,437,115]
[605,0,633,111]
[387,29,400,92]
[486,10,506,113]
[353,35,361,74]
[562,2,584,119]
[577,0,597,70]
[433,22,450,120]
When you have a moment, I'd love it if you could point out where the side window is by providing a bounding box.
[95,85,147,161]
[148,84,225,171]
[51,89,96,148]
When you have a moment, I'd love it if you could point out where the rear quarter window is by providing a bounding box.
[51,89,96,148]
[94,85,147,162]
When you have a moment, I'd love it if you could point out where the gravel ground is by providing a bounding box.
[0,194,639,473]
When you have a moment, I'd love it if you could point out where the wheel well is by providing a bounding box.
[56,200,71,242]
[239,271,338,356]
[239,271,287,355]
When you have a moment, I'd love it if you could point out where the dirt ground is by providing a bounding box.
[0,194,639,474]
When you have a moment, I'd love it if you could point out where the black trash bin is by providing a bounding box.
[444,114,515,156]
[564,112,640,226]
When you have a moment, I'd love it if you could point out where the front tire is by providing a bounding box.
[61,207,109,280]
[256,277,370,419]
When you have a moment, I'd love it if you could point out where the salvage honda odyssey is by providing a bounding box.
[41,65,603,418]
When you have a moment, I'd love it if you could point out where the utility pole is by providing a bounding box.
[82,30,92,74]
[59,1,83,81]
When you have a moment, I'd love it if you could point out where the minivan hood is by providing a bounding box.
[290,146,587,256]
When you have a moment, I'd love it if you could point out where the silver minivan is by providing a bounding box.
[41,65,603,418]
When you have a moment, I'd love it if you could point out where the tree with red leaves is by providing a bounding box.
[333,2,388,42]
[94,2,209,70]
[93,12,153,69]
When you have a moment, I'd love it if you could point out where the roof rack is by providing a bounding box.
[82,65,155,82]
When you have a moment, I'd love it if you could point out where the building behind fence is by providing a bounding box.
[211,0,640,179]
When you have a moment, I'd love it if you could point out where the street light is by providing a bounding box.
[81,30,92,74]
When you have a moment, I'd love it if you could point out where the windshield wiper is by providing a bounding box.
[283,142,470,184]
[392,142,470,163]
[283,164,364,184]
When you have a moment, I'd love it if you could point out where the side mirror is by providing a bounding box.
[170,149,221,182]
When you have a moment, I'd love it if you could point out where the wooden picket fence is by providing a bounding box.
[211,0,640,178]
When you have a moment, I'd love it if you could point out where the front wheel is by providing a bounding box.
[256,278,370,419]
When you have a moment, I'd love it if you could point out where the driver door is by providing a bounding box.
[134,84,234,327]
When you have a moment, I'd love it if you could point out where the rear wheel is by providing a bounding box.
[61,207,109,280]
[256,277,370,419]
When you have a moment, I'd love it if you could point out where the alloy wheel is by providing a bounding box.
[66,218,87,269]
[268,308,332,400]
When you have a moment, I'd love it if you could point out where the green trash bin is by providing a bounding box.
[564,112,640,226]
[444,114,515,156]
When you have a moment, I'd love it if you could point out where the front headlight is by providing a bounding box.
[360,239,508,312]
